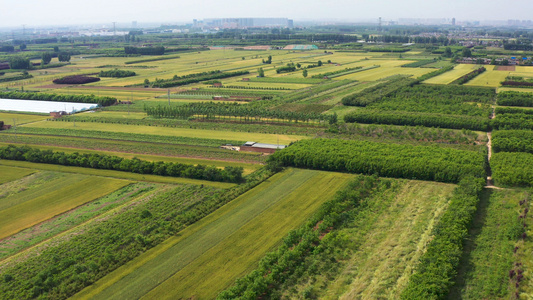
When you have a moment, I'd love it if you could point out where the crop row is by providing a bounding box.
[0,145,244,183]
[268,138,486,183]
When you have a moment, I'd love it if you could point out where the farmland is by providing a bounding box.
[1,25,533,300]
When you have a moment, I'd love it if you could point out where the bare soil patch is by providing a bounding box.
[495,65,516,71]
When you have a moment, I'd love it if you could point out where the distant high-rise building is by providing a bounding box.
[195,18,292,29]
[379,17,382,31]
[452,18,456,26]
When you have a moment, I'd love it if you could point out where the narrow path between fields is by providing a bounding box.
[485,105,500,189]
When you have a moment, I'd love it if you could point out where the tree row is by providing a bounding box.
[0,145,243,183]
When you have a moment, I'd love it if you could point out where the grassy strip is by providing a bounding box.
[449,189,527,299]
[400,176,486,299]
[9,126,246,147]
[0,165,35,184]
[20,121,306,144]
[0,175,130,240]
[418,65,455,81]
[491,152,533,187]
[124,54,181,64]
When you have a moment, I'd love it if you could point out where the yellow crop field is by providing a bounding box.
[72,169,354,300]
[0,165,35,184]
[423,64,479,84]
[464,65,509,87]
[0,174,130,240]
[22,120,308,144]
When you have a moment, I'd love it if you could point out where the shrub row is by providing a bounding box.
[311,66,362,78]
[344,110,490,131]
[401,176,486,299]
[0,145,243,183]
[0,91,116,106]
[53,75,100,85]
[98,69,136,78]
[0,73,32,83]
[268,138,486,183]
[501,81,533,88]
[402,60,434,68]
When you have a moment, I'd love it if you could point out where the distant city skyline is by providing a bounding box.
[2,0,533,28]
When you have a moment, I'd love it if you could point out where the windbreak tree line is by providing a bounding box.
[144,102,332,124]
[0,91,116,106]
[344,110,491,131]
[0,145,244,183]
[146,70,249,88]
[99,69,136,78]
[124,46,165,55]
[268,138,486,183]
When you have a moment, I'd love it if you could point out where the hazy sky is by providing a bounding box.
[2,0,532,28]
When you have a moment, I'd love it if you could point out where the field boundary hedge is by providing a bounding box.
[0,91,116,106]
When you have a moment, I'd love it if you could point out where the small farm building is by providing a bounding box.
[240,141,287,154]
[50,111,68,118]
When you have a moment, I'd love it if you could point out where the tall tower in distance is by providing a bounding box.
[452,18,456,26]
[378,17,382,31]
